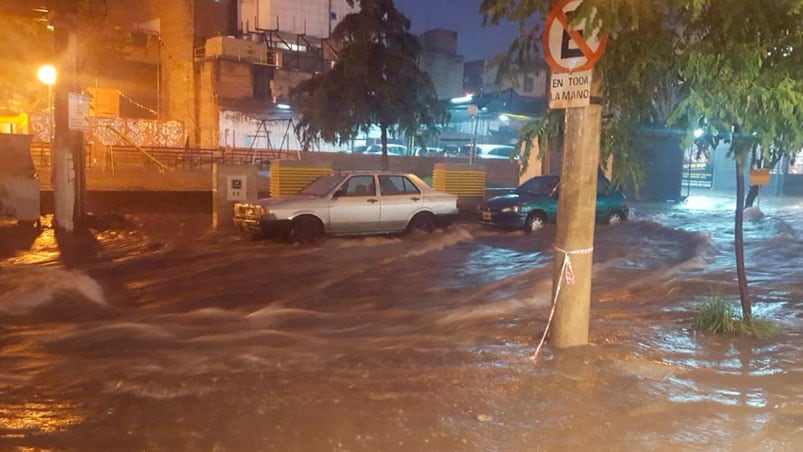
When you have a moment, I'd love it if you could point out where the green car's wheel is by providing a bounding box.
[606,210,626,225]
[525,212,547,234]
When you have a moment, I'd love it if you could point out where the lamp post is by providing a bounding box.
[37,64,57,170]
[467,104,478,165]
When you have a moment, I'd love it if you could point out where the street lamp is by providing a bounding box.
[37,64,57,169]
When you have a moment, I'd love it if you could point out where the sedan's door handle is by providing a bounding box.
[410,197,420,202]
[367,198,379,204]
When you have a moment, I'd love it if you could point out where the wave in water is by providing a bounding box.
[0,267,106,317]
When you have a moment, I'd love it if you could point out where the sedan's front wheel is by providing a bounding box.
[289,218,323,244]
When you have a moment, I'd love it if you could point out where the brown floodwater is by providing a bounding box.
[1,193,801,451]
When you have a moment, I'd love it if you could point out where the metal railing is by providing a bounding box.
[29,141,297,173]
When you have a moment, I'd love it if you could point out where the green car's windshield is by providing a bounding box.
[299,174,344,197]
[515,176,559,196]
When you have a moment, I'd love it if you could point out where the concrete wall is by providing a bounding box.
[419,29,465,100]
[197,61,221,148]
[219,111,314,151]
[240,0,356,37]
[151,0,198,143]
[419,52,465,100]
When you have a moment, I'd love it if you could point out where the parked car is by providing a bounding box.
[443,144,470,158]
[364,144,408,156]
[478,174,629,233]
[475,144,518,160]
[233,171,460,243]
[415,147,444,157]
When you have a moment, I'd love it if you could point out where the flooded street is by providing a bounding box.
[1,192,802,451]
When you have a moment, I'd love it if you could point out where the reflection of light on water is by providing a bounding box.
[683,195,730,212]
[667,386,769,409]
[4,229,60,265]
[459,245,547,285]
[0,401,85,436]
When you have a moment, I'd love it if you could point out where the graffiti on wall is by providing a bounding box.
[27,113,185,147]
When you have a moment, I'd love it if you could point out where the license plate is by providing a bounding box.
[482,212,492,221]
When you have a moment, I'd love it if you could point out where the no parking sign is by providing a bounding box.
[542,0,607,108]
[542,0,607,73]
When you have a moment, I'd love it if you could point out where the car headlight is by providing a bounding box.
[235,204,268,216]
[501,205,520,213]
[247,206,268,216]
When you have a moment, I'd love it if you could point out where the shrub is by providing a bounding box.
[691,296,779,338]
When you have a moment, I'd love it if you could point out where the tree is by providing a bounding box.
[289,0,446,170]
[0,11,54,112]
[0,0,151,114]
[480,0,803,323]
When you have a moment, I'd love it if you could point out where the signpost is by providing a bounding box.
[68,93,90,132]
[540,0,606,349]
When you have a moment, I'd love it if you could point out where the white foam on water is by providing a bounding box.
[44,322,177,347]
[245,305,332,322]
[436,295,551,326]
[0,267,106,316]
[382,226,475,263]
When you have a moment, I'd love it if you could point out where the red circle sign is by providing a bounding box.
[542,0,607,73]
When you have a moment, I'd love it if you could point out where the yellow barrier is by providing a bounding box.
[432,163,485,196]
[269,160,332,196]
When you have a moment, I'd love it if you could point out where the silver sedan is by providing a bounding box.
[233,171,460,243]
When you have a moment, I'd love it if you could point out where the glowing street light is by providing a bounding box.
[37,64,57,86]
[450,94,473,104]
[37,65,57,169]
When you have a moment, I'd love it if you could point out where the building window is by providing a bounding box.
[253,66,271,101]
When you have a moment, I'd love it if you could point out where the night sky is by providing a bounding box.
[393,0,521,61]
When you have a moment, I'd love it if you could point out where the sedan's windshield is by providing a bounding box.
[299,175,344,197]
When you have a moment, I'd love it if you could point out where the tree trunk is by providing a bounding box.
[734,157,752,320]
[380,125,389,171]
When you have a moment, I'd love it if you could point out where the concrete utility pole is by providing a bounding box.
[550,75,603,348]
[51,4,87,231]
[540,0,608,349]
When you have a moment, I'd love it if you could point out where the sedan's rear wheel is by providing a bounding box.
[525,212,547,234]
[289,218,323,244]
[407,213,436,233]
[606,210,625,226]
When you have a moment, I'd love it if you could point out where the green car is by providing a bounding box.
[478,174,629,233]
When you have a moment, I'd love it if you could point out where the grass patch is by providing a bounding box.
[691,296,779,338]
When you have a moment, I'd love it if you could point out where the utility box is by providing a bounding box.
[0,134,40,225]
[204,36,268,64]
[212,163,258,228]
